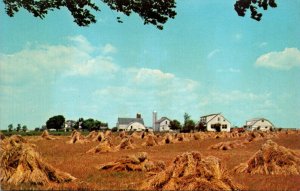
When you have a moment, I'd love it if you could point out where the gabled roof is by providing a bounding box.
[198,113,231,125]
[200,113,220,118]
[155,117,171,124]
[246,118,275,127]
[118,118,144,125]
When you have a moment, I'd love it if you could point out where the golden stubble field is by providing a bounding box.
[1,131,300,190]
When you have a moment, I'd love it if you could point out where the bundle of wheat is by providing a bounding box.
[67,131,89,144]
[104,130,112,137]
[131,131,142,139]
[161,133,174,144]
[0,135,75,185]
[234,140,300,175]
[141,151,241,190]
[115,137,135,150]
[176,133,189,142]
[143,134,159,147]
[99,152,165,173]
[0,132,5,142]
[85,130,98,139]
[86,138,115,154]
[41,130,57,140]
[193,132,204,140]
[245,132,264,143]
[209,140,245,150]
[119,131,126,138]
[92,132,105,142]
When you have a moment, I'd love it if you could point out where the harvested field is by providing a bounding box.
[1,131,300,190]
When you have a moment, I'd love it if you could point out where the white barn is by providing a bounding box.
[197,113,231,132]
[116,114,146,132]
[245,118,275,131]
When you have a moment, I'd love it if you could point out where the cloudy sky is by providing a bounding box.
[1,0,299,129]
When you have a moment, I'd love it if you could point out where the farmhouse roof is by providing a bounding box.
[155,117,171,124]
[118,118,144,125]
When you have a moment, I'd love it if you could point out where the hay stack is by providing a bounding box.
[0,135,75,185]
[143,134,159,147]
[176,133,189,142]
[85,130,98,139]
[41,130,57,140]
[119,131,126,138]
[86,138,115,154]
[245,132,264,142]
[99,152,165,172]
[131,131,142,139]
[141,151,240,190]
[67,131,89,144]
[115,137,135,150]
[0,132,5,141]
[104,130,112,137]
[209,140,245,150]
[234,140,300,175]
[161,133,174,144]
[92,132,105,142]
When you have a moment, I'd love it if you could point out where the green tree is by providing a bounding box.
[183,113,195,132]
[234,0,277,21]
[81,118,96,131]
[2,0,277,30]
[46,115,65,131]
[16,124,21,132]
[8,124,13,132]
[22,125,28,132]
[170,119,182,131]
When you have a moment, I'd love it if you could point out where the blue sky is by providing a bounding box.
[1,0,300,129]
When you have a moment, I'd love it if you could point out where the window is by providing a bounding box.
[218,117,220,121]
[222,125,227,129]
[166,121,168,124]
[262,120,264,122]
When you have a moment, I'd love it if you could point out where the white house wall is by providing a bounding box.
[249,120,273,131]
[206,114,231,132]
[126,122,146,131]
[159,119,170,131]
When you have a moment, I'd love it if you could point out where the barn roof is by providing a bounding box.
[117,118,144,125]
[246,118,275,127]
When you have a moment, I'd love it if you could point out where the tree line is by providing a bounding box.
[7,123,28,132]
[45,115,108,131]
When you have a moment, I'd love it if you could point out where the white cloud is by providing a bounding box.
[101,43,117,54]
[207,49,221,59]
[255,48,300,70]
[0,36,119,85]
[132,68,175,84]
[66,56,119,77]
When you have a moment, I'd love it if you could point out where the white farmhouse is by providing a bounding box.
[152,111,171,132]
[196,113,231,132]
[116,113,146,131]
[155,117,171,131]
[245,118,275,131]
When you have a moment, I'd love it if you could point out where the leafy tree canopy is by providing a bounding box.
[46,115,65,130]
[3,0,277,30]
[234,0,277,21]
[170,119,181,130]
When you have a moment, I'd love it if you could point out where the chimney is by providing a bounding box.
[136,113,141,119]
[153,111,157,131]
